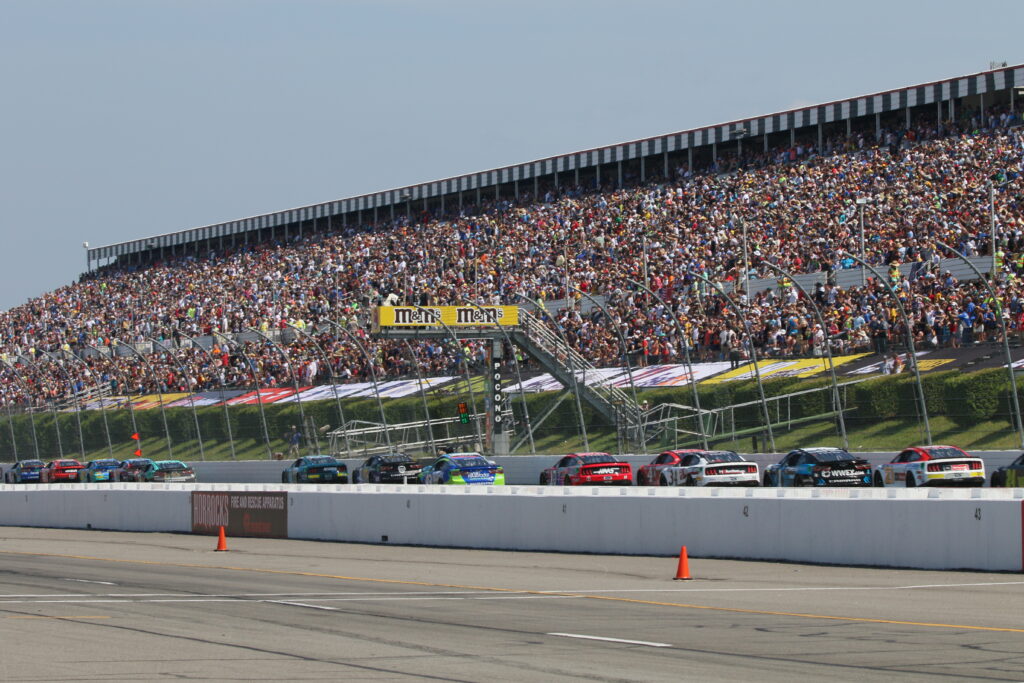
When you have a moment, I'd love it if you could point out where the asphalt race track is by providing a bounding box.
[0,528,1022,682]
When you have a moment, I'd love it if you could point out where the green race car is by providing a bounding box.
[140,460,197,483]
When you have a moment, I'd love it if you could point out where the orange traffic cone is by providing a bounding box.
[215,526,228,552]
[673,546,692,580]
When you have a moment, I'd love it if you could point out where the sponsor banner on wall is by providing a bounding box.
[509,362,732,393]
[375,305,518,328]
[225,388,307,405]
[164,389,248,408]
[703,354,869,384]
[191,491,288,538]
[131,393,190,410]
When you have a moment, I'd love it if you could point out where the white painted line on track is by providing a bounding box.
[548,633,672,648]
[269,600,340,611]
[63,579,117,586]
[537,581,1024,594]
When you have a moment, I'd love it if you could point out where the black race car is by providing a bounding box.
[352,453,422,484]
[991,453,1024,488]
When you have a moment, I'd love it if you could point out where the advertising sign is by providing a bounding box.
[191,491,288,538]
[375,305,518,328]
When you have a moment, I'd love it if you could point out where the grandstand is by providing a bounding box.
[1,62,1024,459]
[86,64,1024,271]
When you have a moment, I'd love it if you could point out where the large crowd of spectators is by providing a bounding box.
[2,105,1024,410]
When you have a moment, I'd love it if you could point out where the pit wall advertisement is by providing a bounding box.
[191,491,288,538]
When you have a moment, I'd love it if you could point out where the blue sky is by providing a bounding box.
[1,0,1022,310]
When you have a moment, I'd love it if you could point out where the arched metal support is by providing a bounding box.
[462,297,536,456]
[247,327,309,455]
[841,252,932,445]
[286,323,352,457]
[116,341,174,459]
[320,319,394,453]
[624,277,709,450]
[936,240,1024,449]
[149,337,205,461]
[759,262,849,451]
[685,270,776,453]
[178,331,237,461]
[570,286,643,455]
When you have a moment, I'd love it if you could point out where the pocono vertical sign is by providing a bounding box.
[191,491,288,538]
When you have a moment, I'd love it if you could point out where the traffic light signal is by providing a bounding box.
[457,402,469,424]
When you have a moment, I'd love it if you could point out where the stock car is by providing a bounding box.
[763,447,872,487]
[112,458,154,482]
[140,460,197,483]
[351,453,422,483]
[539,452,633,486]
[419,453,505,485]
[636,449,759,487]
[991,453,1024,488]
[874,445,985,488]
[79,459,122,482]
[39,459,84,483]
[281,455,348,484]
[3,460,44,483]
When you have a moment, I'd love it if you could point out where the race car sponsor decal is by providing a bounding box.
[191,491,288,538]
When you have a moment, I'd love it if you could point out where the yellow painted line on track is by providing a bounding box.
[2,550,1023,634]
[6,615,110,620]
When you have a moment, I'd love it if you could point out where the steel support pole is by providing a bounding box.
[116,342,173,459]
[760,262,849,450]
[411,305,484,452]
[4,396,18,462]
[842,252,932,445]
[462,297,536,456]
[287,323,351,457]
[625,277,709,449]
[1,363,40,460]
[38,350,86,460]
[571,286,643,455]
[24,357,65,459]
[180,332,236,460]
[321,319,393,452]
[219,336,274,460]
[89,344,139,450]
[149,338,204,461]
[63,350,114,457]
[514,293,589,451]
[937,240,1024,449]
[248,328,308,455]
[685,270,776,452]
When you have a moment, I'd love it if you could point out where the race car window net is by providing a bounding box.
[812,451,855,463]
[702,451,743,463]
[306,455,336,464]
[451,456,490,468]
[920,447,969,460]
[380,454,413,463]
[578,454,616,464]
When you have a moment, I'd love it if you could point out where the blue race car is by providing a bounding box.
[79,458,122,482]
[763,447,872,487]
[4,460,44,484]
[419,453,505,485]
[281,455,348,483]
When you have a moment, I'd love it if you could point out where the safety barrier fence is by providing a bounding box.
[1,483,1021,572]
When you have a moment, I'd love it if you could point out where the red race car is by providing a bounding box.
[539,452,633,486]
[39,459,84,483]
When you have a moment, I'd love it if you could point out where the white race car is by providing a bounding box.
[873,445,984,488]
[636,450,759,487]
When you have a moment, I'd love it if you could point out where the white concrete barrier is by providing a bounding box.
[1,484,1021,571]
